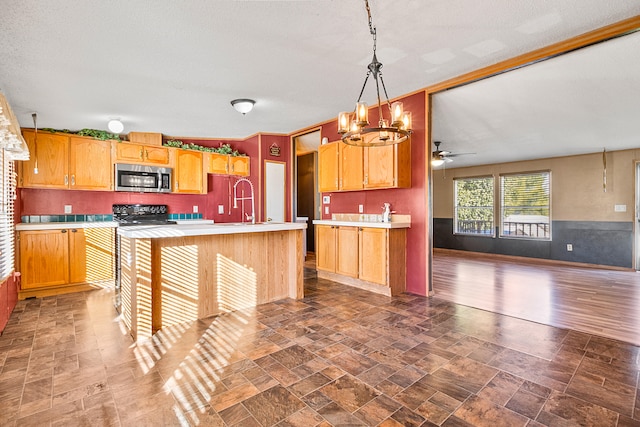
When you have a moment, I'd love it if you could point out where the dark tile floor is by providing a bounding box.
[1,271,639,426]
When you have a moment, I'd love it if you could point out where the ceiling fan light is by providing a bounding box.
[432,157,445,167]
[230,99,255,115]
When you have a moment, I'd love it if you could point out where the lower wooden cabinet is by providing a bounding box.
[315,224,406,295]
[18,227,114,298]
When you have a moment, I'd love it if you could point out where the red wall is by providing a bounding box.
[318,92,427,296]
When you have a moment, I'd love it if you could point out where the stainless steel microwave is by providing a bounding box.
[115,163,172,193]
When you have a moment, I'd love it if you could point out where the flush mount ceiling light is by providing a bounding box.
[337,0,412,147]
[230,99,255,115]
[107,119,124,134]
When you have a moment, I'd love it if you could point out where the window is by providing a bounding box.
[0,150,17,281]
[454,176,494,236]
[500,171,550,239]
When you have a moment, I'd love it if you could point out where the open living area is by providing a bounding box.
[1,1,640,426]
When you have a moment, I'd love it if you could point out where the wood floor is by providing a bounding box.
[432,249,640,346]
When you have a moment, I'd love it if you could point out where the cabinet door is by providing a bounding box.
[20,131,69,189]
[336,226,359,277]
[230,156,250,176]
[365,145,396,188]
[174,150,204,194]
[318,142,339,192]
[359,228,387,285]
[69,137,112,191]
[208,153,229,174]
[19,230,69,289]
[315,225,336,272]
[143,146,170,165]
[69,228,87,284]
[69,228,114,284]
[340,144,363,190]
[115,143,145,163]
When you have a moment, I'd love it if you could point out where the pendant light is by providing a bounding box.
[337,0,412,147]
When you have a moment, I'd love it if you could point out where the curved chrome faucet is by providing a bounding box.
[233,178,255,224]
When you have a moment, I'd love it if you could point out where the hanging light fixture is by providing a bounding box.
[32,113,39,174]
[230,99,256,115]
[337,0,412,147]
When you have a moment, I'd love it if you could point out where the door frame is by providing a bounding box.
[264,160,286,222]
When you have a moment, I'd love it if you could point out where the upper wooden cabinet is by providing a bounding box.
[229,156,250,176]
[115,142,170,166]
[364,141,411,189]
[207,153,250,176]
[20,130,112,191]
[173,149,206,194]
[318,142,340,192]
[318,139,409,192]
[208,153,229,174]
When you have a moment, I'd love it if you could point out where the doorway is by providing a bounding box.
[265,161,285,222]
[636,162,640,270]
[293,130,321,255]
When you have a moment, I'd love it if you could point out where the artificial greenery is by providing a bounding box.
[163,140,245,156]
[40,127,121,141]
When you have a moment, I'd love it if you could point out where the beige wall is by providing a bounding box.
[433,148,640,222]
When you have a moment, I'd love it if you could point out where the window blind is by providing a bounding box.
[500,171,550,239]
[0,150,16,281]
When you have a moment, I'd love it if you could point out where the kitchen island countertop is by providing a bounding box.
[117,221,306,238]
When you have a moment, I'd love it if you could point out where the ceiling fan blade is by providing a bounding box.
[445,152,476,158]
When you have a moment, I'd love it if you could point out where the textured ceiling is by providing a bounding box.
[432,29,640,168]
[0,0,639,149]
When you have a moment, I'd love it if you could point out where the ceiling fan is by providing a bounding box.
[431,141,473,167]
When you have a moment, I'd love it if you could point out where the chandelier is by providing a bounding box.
[337,0,412,147]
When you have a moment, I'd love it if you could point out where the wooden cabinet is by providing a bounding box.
[336,226,359,277]
[173,149,205,194]
[69,137,112,190]
[318,139,411,192]
[19,229,69,290]
[358,227,387,284]
[229,156,250,176]
[318,142,340,192]
[341,144,364,191]
[115,142,170,166]
[207,153,250,176]
[316,225,337,272]
[315,224,406,295]
[127,132,162,146]
[19,130,112,190]
[20,130,69,189]
[364,141,411,189]
[208,152,229,174]
[18,227,115,298]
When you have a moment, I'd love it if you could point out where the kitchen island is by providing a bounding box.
[118,222,306,341]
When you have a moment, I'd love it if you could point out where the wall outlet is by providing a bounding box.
[566,243,573,252]
[614,204,627,212]
[193,205,198,213]
[324,206,329,215]
[64,205,72,214]
[218,205,224,214]
[358,204,364,213]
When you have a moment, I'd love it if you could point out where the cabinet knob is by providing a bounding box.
[71,175,75,186]
[61,229,67,233]
[71,229,77,233]
[64,175,69,185]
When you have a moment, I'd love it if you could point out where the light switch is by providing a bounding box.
[218,205,224,214]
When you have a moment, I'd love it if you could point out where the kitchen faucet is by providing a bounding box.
[233,178,255,224]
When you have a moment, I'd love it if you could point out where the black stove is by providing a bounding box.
[113,204,176,226]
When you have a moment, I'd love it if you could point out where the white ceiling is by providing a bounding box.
[431,29,640,168]
[0,1,639,153]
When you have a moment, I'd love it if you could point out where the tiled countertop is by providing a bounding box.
[312,220,411,229]
[15,222,119,231]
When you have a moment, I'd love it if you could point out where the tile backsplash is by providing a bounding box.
[21,212,203,223]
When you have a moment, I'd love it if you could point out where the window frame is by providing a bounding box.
[499,170,552,241]
[0,150,17,282]
[453,175,496,238]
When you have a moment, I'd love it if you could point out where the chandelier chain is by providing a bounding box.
[364,0,376,53]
